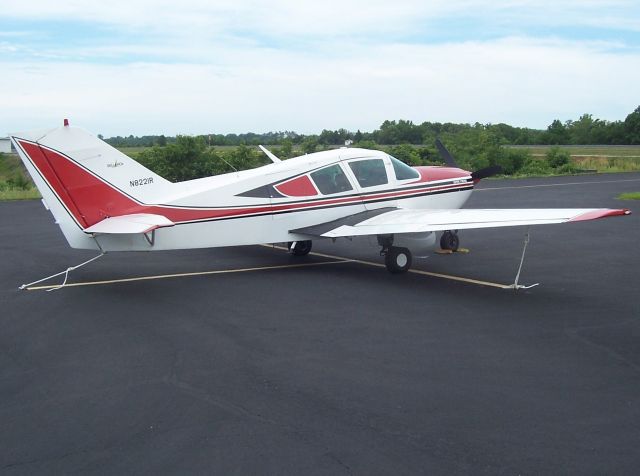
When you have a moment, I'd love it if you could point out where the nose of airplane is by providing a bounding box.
[414,166,472,182]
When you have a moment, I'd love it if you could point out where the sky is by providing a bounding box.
[1,0,639,137]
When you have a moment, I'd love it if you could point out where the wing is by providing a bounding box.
[84,213,175,234]
[292,208,630,238]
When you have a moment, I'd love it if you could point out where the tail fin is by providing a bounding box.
[10,123,172,249]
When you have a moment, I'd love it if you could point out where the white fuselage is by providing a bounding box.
[91,151,474,252]
[11,126,473,253]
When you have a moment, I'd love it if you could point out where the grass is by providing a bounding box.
[0,188,40,200]
[507,145,640,157]
[0,153,24,180]
[572,156,640,173]
[618,192,640,200]
[116,146,150,157]
[505,145,640,173]
[0,153,39,199]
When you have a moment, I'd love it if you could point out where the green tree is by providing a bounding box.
[546,146,571,168]
[280,138,293,158]
[137,135,213,182]
[388,144,421,165]
[545,119,570,144]
[301,136,318,154]
[624,106,640,144]
[569,113,595,144]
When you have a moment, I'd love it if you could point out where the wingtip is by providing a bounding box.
[569,208,631,222]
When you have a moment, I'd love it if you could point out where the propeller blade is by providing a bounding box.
[435,139,458,168]
[471,165,503,181]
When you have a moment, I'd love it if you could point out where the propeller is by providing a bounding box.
[471,165,502,181]
[435,138,502,181]
[435,138,458,168]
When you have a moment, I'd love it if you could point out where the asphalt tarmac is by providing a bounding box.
[1,173,639,475]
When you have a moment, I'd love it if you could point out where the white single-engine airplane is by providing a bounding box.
[10,121,630,286]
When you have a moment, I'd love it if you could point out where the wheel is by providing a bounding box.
[440,231,459,251]
[385,247,412,274]
[288,240,312,256]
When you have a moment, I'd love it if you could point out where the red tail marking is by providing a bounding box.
[20,141,140,226]
[18,140,272,225]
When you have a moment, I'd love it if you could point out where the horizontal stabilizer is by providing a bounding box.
[84,213,174,234]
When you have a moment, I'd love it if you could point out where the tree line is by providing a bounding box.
[110,106,640,182]
[105,106,640,148]
[130,130,588,183]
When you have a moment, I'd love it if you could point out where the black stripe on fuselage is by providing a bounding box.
[169,184,474,226]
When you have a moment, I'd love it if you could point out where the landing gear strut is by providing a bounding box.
[378,234,412,274]
[288,240,312,256]
[440,230,459,251]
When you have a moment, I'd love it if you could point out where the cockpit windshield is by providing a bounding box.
[389,156,419,180]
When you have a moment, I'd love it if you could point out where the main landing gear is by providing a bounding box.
[440,230,459,252]
[378,235,412,274]
[379,231,462,274]
[288,240,312,256]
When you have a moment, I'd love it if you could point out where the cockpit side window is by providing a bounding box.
[390,155,420,180]
[348,159,388,188]
[310,164,353,195]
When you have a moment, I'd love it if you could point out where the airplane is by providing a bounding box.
[10,120,631,287]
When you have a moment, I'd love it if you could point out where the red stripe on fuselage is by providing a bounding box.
[17,139,473,228]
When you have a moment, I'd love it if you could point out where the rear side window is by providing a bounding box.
[310,164,353,195]
[390,156,420,180]
[348,159,388,188]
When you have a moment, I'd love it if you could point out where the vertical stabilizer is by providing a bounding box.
[10,124,172,249]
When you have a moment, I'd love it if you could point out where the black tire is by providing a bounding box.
[385,247,412,274]
[288,240,312,256]
[440,231,459,251]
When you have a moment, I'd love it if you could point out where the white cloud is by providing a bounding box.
[1,1,638,134]
[2,36,637,136]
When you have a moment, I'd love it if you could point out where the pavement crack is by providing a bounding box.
[162,372,286,428]
[324,451,354,475]
[565,328,640,375]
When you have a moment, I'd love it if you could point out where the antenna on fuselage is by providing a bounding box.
[259,145,281,163]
